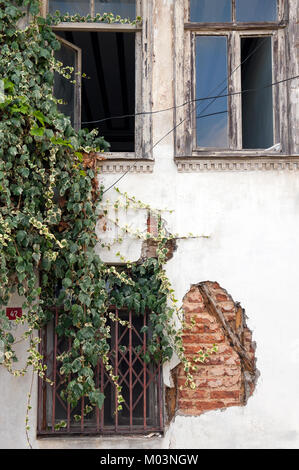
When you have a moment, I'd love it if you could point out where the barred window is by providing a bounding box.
[37,307,163,435]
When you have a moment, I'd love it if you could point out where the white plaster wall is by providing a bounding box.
[1,0,299,449]
[97,158,299,451]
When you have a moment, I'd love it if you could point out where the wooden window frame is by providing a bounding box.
[41,0,154,161]
[55,36,82,132]
[174,0,292,160]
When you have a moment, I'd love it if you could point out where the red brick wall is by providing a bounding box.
[176,282,257,416]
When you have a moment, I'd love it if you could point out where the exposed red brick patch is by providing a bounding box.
[174,281,258,418]
[140,213,177,261]
[210,390,240,399]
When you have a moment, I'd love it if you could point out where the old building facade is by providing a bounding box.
[1,0,299,449]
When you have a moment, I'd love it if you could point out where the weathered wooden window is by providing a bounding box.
[194,33,274,150]
[44,0,153,158]
[37,307,163,435]
[54,36,82,131]
[174,0,289,157]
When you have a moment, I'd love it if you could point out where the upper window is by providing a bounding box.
[195,34,274,150]
[174,0,288,156]
[54,30,136,152]
[45,0,153,158]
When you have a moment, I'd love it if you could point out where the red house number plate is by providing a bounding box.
[6,308,22,320]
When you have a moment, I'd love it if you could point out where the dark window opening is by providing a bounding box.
[37,307,163,435]
[241,36,274,149]
[55,31,135,152]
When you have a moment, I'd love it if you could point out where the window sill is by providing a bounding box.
[174,155,299,172]
[95,153,154,173]
[37,433,164,449]
[52,23,142,33]
[184,21,287,31]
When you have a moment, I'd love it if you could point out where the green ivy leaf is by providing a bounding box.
[30,125,45,137]
[89,390,105,410]
[71,358,82,374]
[62,277,72,289]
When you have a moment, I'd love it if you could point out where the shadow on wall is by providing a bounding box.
[166,281,259,420]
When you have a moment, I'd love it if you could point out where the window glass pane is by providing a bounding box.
[236,0,277,22]
[241,37,273,149]
[95,0,136,19]
[190,0,231,22]
[196,36,228,148]
[54,41,77,127]
[48,0,90,16]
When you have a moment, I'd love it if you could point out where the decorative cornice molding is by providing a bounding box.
[175,156,299,172]
[97,159,154,174]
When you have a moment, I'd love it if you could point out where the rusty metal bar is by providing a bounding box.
[143,311,147,430]
[37,326,46,432]
[81,396,84,432]
[67,337,71,432]
[100,360,104,432]
[42,324,47,431]
[114,309,119,432]
[158,361,163,430]
[37,328,42,433]
[96,360,100,432]
[51,308,58,432]
[129,310,133,430]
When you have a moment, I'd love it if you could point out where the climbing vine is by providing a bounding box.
[0,0,216,444]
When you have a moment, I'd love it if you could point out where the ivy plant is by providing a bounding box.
[0,0,216,444]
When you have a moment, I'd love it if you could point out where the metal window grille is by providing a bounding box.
[37,307,163,436]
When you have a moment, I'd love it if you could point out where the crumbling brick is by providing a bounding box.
[174,281,259,418]
[140,213,177,261]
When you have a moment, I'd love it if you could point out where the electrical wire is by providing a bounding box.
[79,23,284,127]
[102,75,298,194]
[80,74,299,127]
[95,30,295,193]
[100,110,229,193]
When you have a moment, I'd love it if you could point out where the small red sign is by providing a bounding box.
[6,308,22,320]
